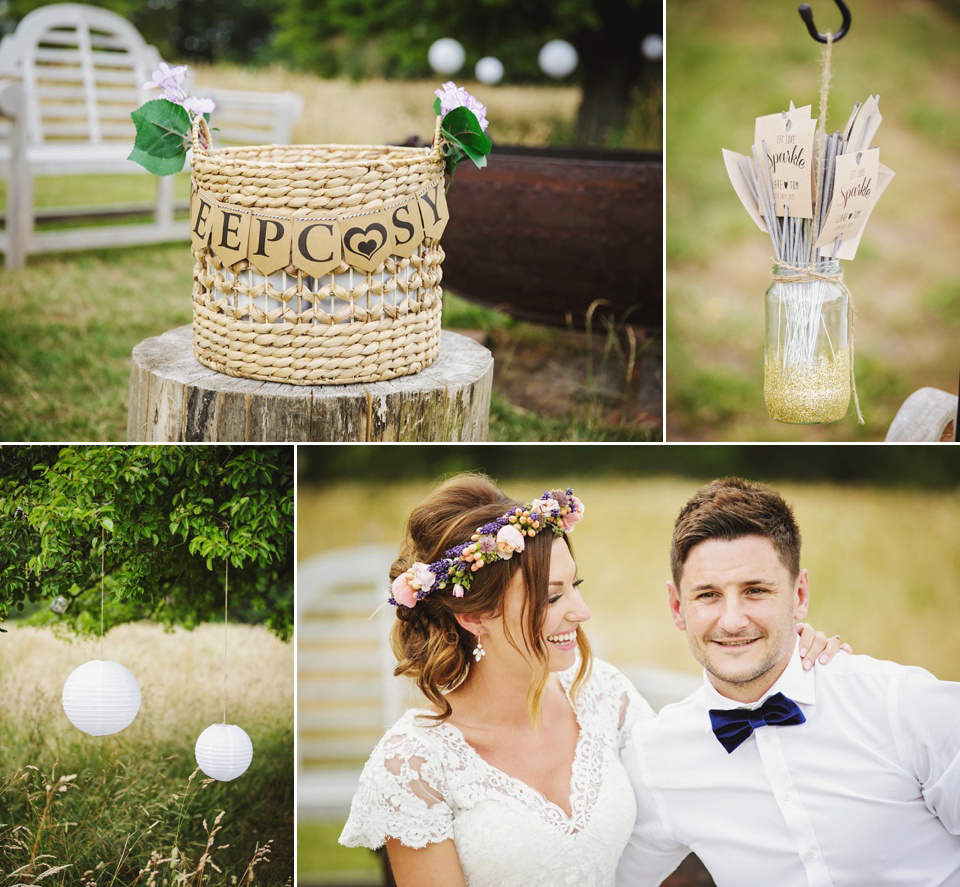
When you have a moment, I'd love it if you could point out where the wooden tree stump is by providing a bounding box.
[885,387,957,442]
[127,325,493,442]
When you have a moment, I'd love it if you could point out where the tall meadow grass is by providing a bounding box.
[0,623,293,885]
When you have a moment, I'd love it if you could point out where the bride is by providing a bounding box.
[339,474,846,887]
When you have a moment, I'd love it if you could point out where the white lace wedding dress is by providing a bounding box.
[340,659,654,887]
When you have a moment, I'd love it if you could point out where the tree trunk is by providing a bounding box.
[574,0,661,145]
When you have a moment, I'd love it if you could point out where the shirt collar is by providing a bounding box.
[701,637,818,710]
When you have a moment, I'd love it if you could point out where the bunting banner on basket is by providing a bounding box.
[189,181,449,276]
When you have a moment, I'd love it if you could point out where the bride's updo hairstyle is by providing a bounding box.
[390,473,591,723]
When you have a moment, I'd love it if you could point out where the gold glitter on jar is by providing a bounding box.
[764,350,851,423]
[764,260,852,424]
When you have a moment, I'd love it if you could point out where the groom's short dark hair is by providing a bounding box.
[671,478,802,585]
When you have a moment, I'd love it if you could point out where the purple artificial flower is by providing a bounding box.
[144,62,188,103]
[182,95,216,116]
[435,81,489,132]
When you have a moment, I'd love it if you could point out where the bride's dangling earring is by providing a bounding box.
[473,638,486,662]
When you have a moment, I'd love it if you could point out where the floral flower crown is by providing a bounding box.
[389,489,584,609]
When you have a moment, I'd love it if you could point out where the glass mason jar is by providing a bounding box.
[764,261,851,424]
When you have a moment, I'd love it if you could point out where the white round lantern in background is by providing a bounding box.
[475,56,504,85]
[195,723,254,781]
[641,33,663,61]
[428,38,465,75]
[62,660,141,736]
[538,39,578,78]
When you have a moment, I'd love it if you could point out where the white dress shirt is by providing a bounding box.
[616,643,960,887]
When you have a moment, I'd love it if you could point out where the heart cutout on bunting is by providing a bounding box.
[345,223,387,259]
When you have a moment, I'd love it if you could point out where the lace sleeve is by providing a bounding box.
[587,659,656,750]
[339,724,455,851]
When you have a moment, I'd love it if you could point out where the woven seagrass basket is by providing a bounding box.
[188,118,447,385]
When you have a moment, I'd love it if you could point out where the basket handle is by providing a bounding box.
[191,114,213,156]
[430,116,444,163]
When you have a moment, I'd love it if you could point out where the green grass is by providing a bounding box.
[665,0,960,440]
[298,821,379,883]
[0,243,193,441]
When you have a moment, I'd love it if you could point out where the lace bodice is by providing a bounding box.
[340,659,654,887]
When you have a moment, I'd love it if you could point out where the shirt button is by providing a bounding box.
[783,791,791,801]
[805,849,815,859]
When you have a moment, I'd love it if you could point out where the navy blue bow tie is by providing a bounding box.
[709,692,806,753]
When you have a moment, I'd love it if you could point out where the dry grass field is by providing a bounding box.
[193,65,583,147]
[0,623,294,885]
[299,477,960,681]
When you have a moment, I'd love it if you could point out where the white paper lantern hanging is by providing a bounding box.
[641,33,663,62]
[195,723,254,781]
[62,659,141,736]
[475,56,504,85]
[538,39,578,78]
[193,549,254,781]
[428,38,465,75]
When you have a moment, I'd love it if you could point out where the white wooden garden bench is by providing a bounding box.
[297,544,407,820]
[0,3,302,269]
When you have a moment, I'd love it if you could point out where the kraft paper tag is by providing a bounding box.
[190,188,214,250]
[247,213,294,276]
[210,203,251,268]
[722,149,768,232]
[292,213,341,278]
[819,161,894,260]
[389,199,425,258]
[340,209,392,274]
[755,103,812,124]
[418,181,449,239]
[815,147,881,249]
[754,114,816,218]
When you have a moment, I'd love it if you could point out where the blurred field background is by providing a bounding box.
[665,0,960,440]
[0,622,294,885]
[296,444,960,882]
[0,0,662,442]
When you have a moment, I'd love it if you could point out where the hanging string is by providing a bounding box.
[100,525,105,661]
[223,552,229,725]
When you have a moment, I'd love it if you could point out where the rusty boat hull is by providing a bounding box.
[440,145,662,331]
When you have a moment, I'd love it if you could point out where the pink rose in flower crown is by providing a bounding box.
[532,497,560,517]
[561,510,583,532]
[496,524,526,558]
[391,571,419,608]
[411,562,436,594]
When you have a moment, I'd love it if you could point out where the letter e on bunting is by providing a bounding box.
[390,200,425,259]
[248,213,293,275]
[339,209,392,274]
[190,186,214,251]
[418,181,449,239]
[211,203,251,267]
[292,214,341,277]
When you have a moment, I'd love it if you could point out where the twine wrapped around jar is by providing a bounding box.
[764,260,863,425]
[188,117,447,386]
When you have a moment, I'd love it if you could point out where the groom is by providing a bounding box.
[616,477,960,886]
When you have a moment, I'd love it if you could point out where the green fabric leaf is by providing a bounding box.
[128,98,191,176]
[440,106,492,171]
[127,146,187,176]
[433,97,442,116]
